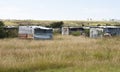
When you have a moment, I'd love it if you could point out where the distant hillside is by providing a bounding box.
[2,19,120,26]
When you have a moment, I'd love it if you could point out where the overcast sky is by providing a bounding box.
[0,0,120,20]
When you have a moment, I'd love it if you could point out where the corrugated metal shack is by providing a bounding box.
[62,27,69,35]
[90,27,103,38]
[90,26,120,38]
[18,26,53,39]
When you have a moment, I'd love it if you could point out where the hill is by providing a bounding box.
[2,19,120,26]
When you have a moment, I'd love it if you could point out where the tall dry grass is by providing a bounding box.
[0,35,120,72]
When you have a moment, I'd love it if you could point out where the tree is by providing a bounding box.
[97,24,101,26]
[0,21,5,38]
[0,21,4,26]
[50,21,64,28]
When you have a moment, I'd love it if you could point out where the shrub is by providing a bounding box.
[71,31,81,36]
[0,21,6,38]
[50,21,64,28]
[53,28,61,35]
[0,21,4,26]
[84,29,90,36]
[5,29,18,38]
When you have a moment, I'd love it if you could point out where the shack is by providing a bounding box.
[90,27,103,38]
[18,26,53,39]
[90,26,120,38]
[62,27,69,35]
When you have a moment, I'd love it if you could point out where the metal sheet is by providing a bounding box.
[90,28,103,38]
[18,26,53,39]
[19,26,33,34]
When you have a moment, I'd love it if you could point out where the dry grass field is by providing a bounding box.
[3,20,120,26]
[0,35,120,72]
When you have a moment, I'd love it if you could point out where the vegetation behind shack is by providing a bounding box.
[0,21,18,38]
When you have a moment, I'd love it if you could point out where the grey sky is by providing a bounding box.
[0,0,120,20]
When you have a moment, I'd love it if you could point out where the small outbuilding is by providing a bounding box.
[18,26,53,39]
[62,27,69,35]
[90,27,103,38]
[90,26,120,38]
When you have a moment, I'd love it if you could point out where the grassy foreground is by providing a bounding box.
[0,35,120,72]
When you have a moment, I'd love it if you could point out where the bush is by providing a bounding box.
[71,31,81,36]
[53,28,61,35]
[0,21,6,38]
[50,21,64,28]
[0,28,6,38]
[5,29,18,38]
[0,21,18,38]
[0,21,4,26]
[84,29,90,36]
